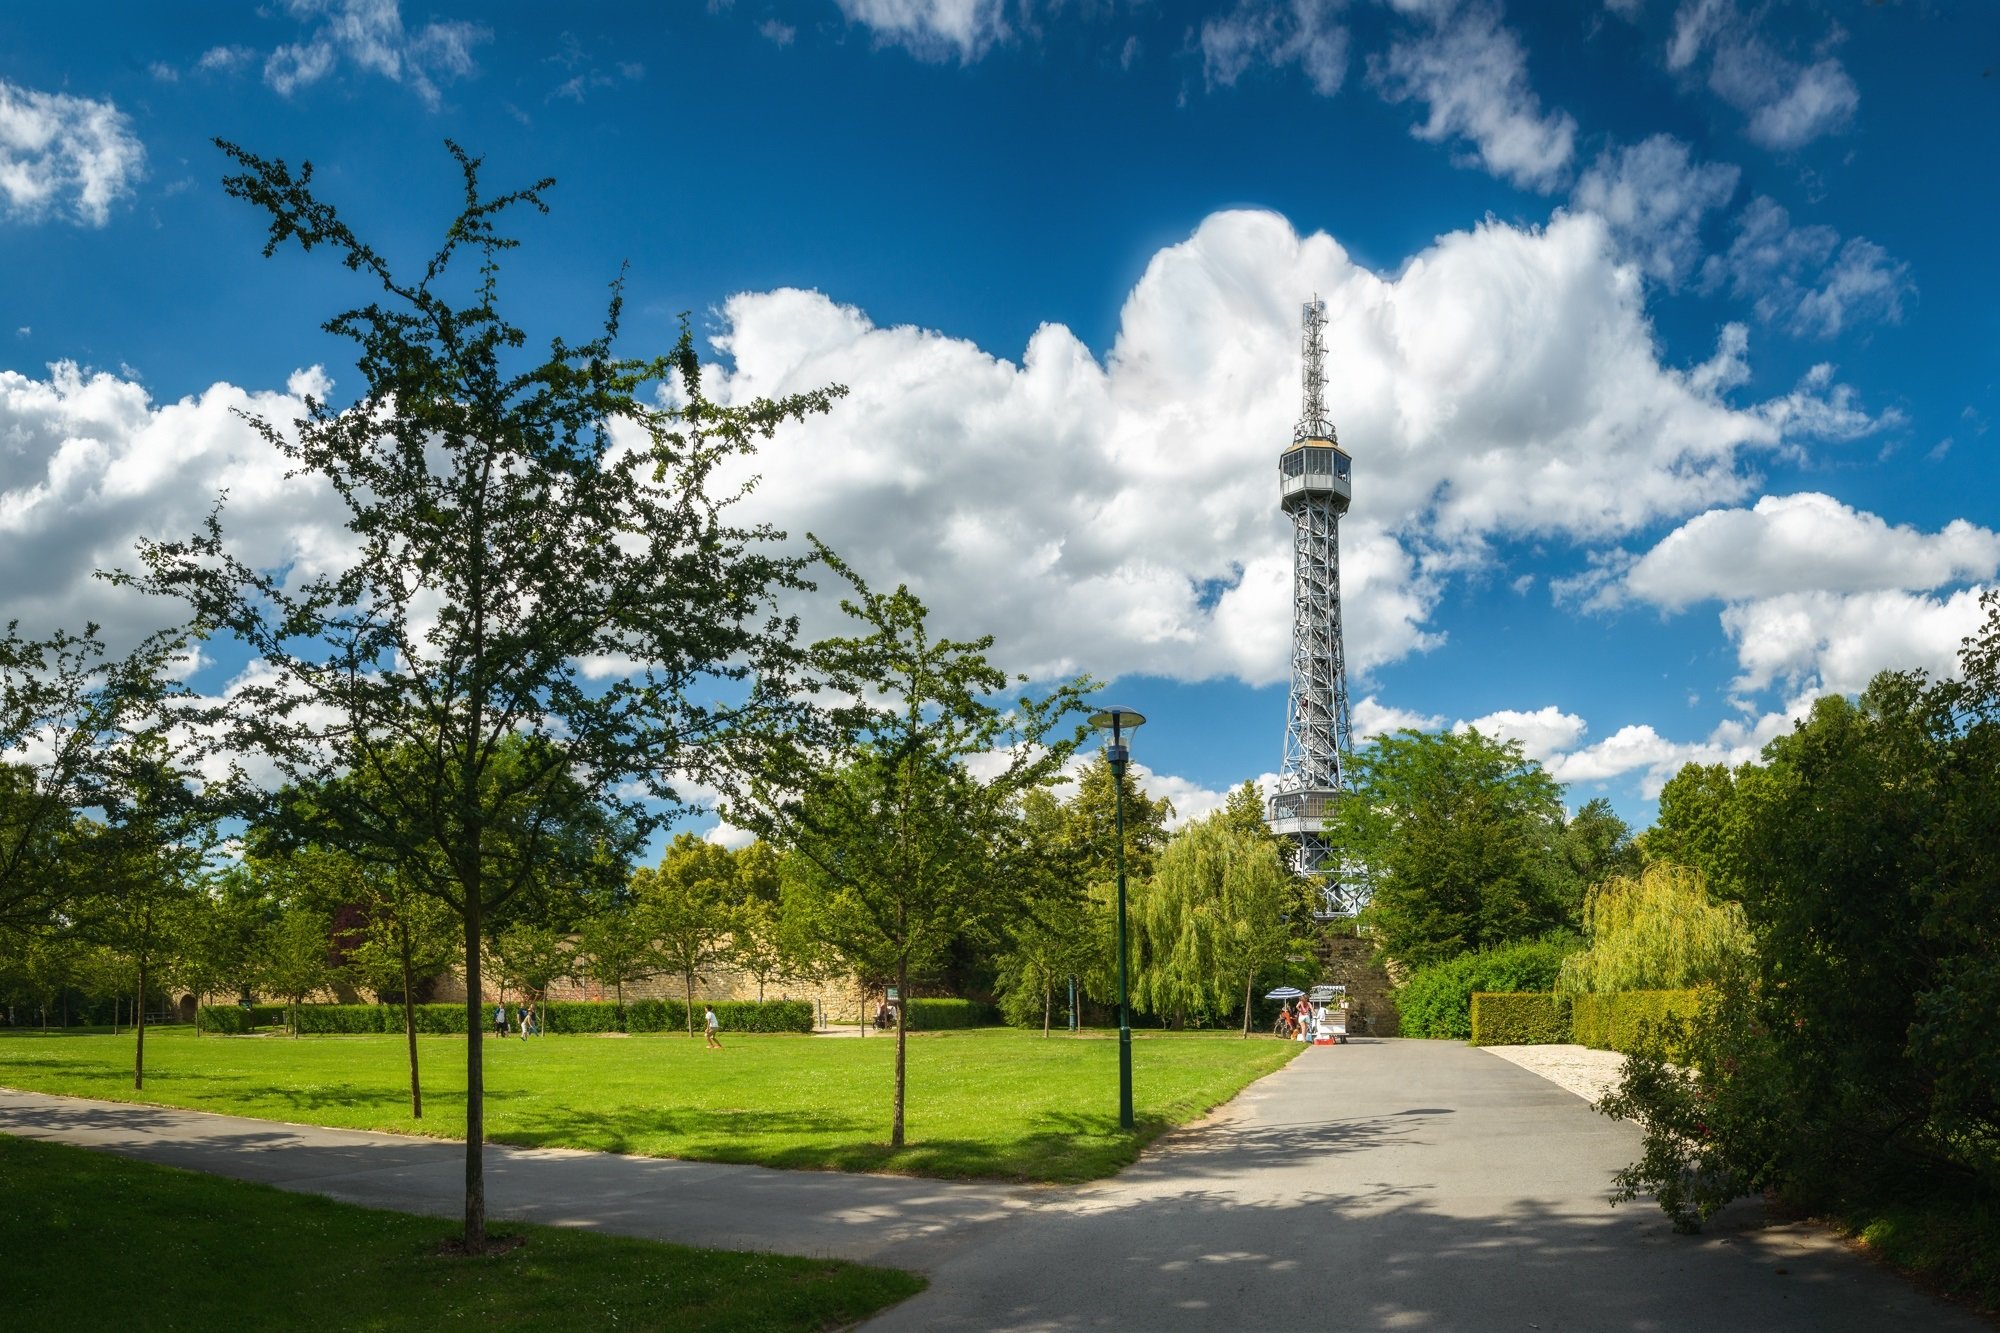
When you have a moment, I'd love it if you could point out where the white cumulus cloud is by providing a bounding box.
[1201,0,1350,96]
[1703,196,1911,339]
[1570,134,1738,286]
[1667,0,1858,150]
[696,207,1884,691]
[0,80,145,227]
[835,0,1011,63]
[261,0,487,107]
[1370,0,1577,191]
[1619,493,2000,612]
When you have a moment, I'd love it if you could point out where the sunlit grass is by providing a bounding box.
[0,1133,923,1332]
[0,1024,1299,1181]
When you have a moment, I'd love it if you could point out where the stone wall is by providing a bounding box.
[1316,930,1400,1037]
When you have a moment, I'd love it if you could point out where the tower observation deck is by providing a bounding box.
[1267,297,1356,916]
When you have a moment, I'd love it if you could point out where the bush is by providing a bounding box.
[539,1001,623,1034]
[1395,936,1579,1039]
[624,999,691,1033]
[195,1005,288,1033]
[709,1000,813,1034]
[1571,989,1706,1057]
[195,1006,252,1034]
[1470,992,1571,1045]
[904,998,999,1030]
[293,1005,391,1035]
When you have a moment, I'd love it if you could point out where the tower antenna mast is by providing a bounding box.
[1268,296,1357,915]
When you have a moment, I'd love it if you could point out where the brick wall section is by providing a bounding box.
[1316,931,1401,1037]
[426,951,876,1025]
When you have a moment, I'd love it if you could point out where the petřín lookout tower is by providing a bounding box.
[1266,297,1356,915]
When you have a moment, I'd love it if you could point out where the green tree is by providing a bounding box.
[1058,755,1171,1011]
[129,143,836,1246]
[0,623,194,935]
[257,905,336,1037]
[576,904,654,1008]
[1636,763,1744,890]
[345,872,459,1115]
[635,833,739,1036]
[1555,797,1640,913]
[994,790,1102,1035]
[737,549,1087,1146]
[1555,862,1751,996]
[488,920,573,1010]
[1134,812,1303,1034]
[1335,727,1570,968]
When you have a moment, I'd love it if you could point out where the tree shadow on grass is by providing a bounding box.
[493,1104,876,1160]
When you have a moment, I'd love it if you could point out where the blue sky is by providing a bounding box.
[3,1,1996,838]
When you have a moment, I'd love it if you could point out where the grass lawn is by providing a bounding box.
[0,1025,1300,1182]
[0,1132,922,1331]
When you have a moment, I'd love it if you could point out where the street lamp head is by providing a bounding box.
[1087,706,1147,769]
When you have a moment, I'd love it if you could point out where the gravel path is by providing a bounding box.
[1480,1041,1628,1106]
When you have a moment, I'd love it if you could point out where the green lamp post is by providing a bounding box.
[1089,705,1146,1131]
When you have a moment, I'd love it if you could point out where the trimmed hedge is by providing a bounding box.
[195,1004,290,1033]
[1570,988,1706,1057]
[539,1001,624,1034]
[199,999,811,1036]
[196,1006,252,1034]
[1395,937,1579,1039]
[904,998,1000,1030]
[1469,992,1572,1045]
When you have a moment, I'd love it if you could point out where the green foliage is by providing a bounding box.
[1637,762,1744,890]
[1336,727,1574,968]
[635,834,739,1035]
[130,142,842,1242]
[1394,936,1578,1039]
[736,544,1088,1146]
[1468,992,1570,1045]
[1605,595,2000,1262]
[623,998,691,1033]
[195,1006,253,1034]
[538,1000,624,1033]
[1132,809,1304,1032]
[903,998,999,1030]
[1556,863,1752,996]
[294,1004,393,1034]
[1569,989,1707,1057]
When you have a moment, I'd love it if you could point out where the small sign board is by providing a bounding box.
[886,987,900,1001]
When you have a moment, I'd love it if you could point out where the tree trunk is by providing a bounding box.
[1042,982,1051,1038]
[400,916,422,1120]
[462,890,486,1247]
[891,958,908,1148]
[685,970,696,1037]
[133,960,146,1090]
[1241,969,1255,1039]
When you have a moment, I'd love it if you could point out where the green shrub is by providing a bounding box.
[1571,989,1706,1057]
[195,1006,252,1034]
[539,1001,623,1034]
[904,998,999,1030]
[1469,992,1571,1045]
[405,1004,469,1034]
[294,1005,391,1035]
[624,999,691,1033]
[709,1000,813,1034]
[1395,936,1579,1039]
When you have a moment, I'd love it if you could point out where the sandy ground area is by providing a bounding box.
[1479,1042,1628,1106]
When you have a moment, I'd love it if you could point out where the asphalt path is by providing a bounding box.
[2,1038,1984,1331]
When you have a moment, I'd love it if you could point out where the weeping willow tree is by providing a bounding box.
[1555,863,1753,995]
[1133,812,1300,1033]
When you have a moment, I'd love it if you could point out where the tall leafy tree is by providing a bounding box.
[0,623,195,936]
[127,143,836,1246]
[635,833,739,1035]
[1554,863,1752,995]
[1334,727,1570,968]
[995,789,1102,1035]
[576,904,654,1008]
[736,548,1088,1146]
[345,871,459,1114]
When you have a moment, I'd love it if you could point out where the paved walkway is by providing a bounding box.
[2,1040,1984,1330]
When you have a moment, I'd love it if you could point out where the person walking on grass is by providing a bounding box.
[493,1002,507,1039]
[704,1005,722,1050]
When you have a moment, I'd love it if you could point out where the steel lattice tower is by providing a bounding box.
[1266,297,1356,915]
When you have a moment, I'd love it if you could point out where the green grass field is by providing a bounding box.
[0,1132,922,1331]
[0,1025,1300,1181]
